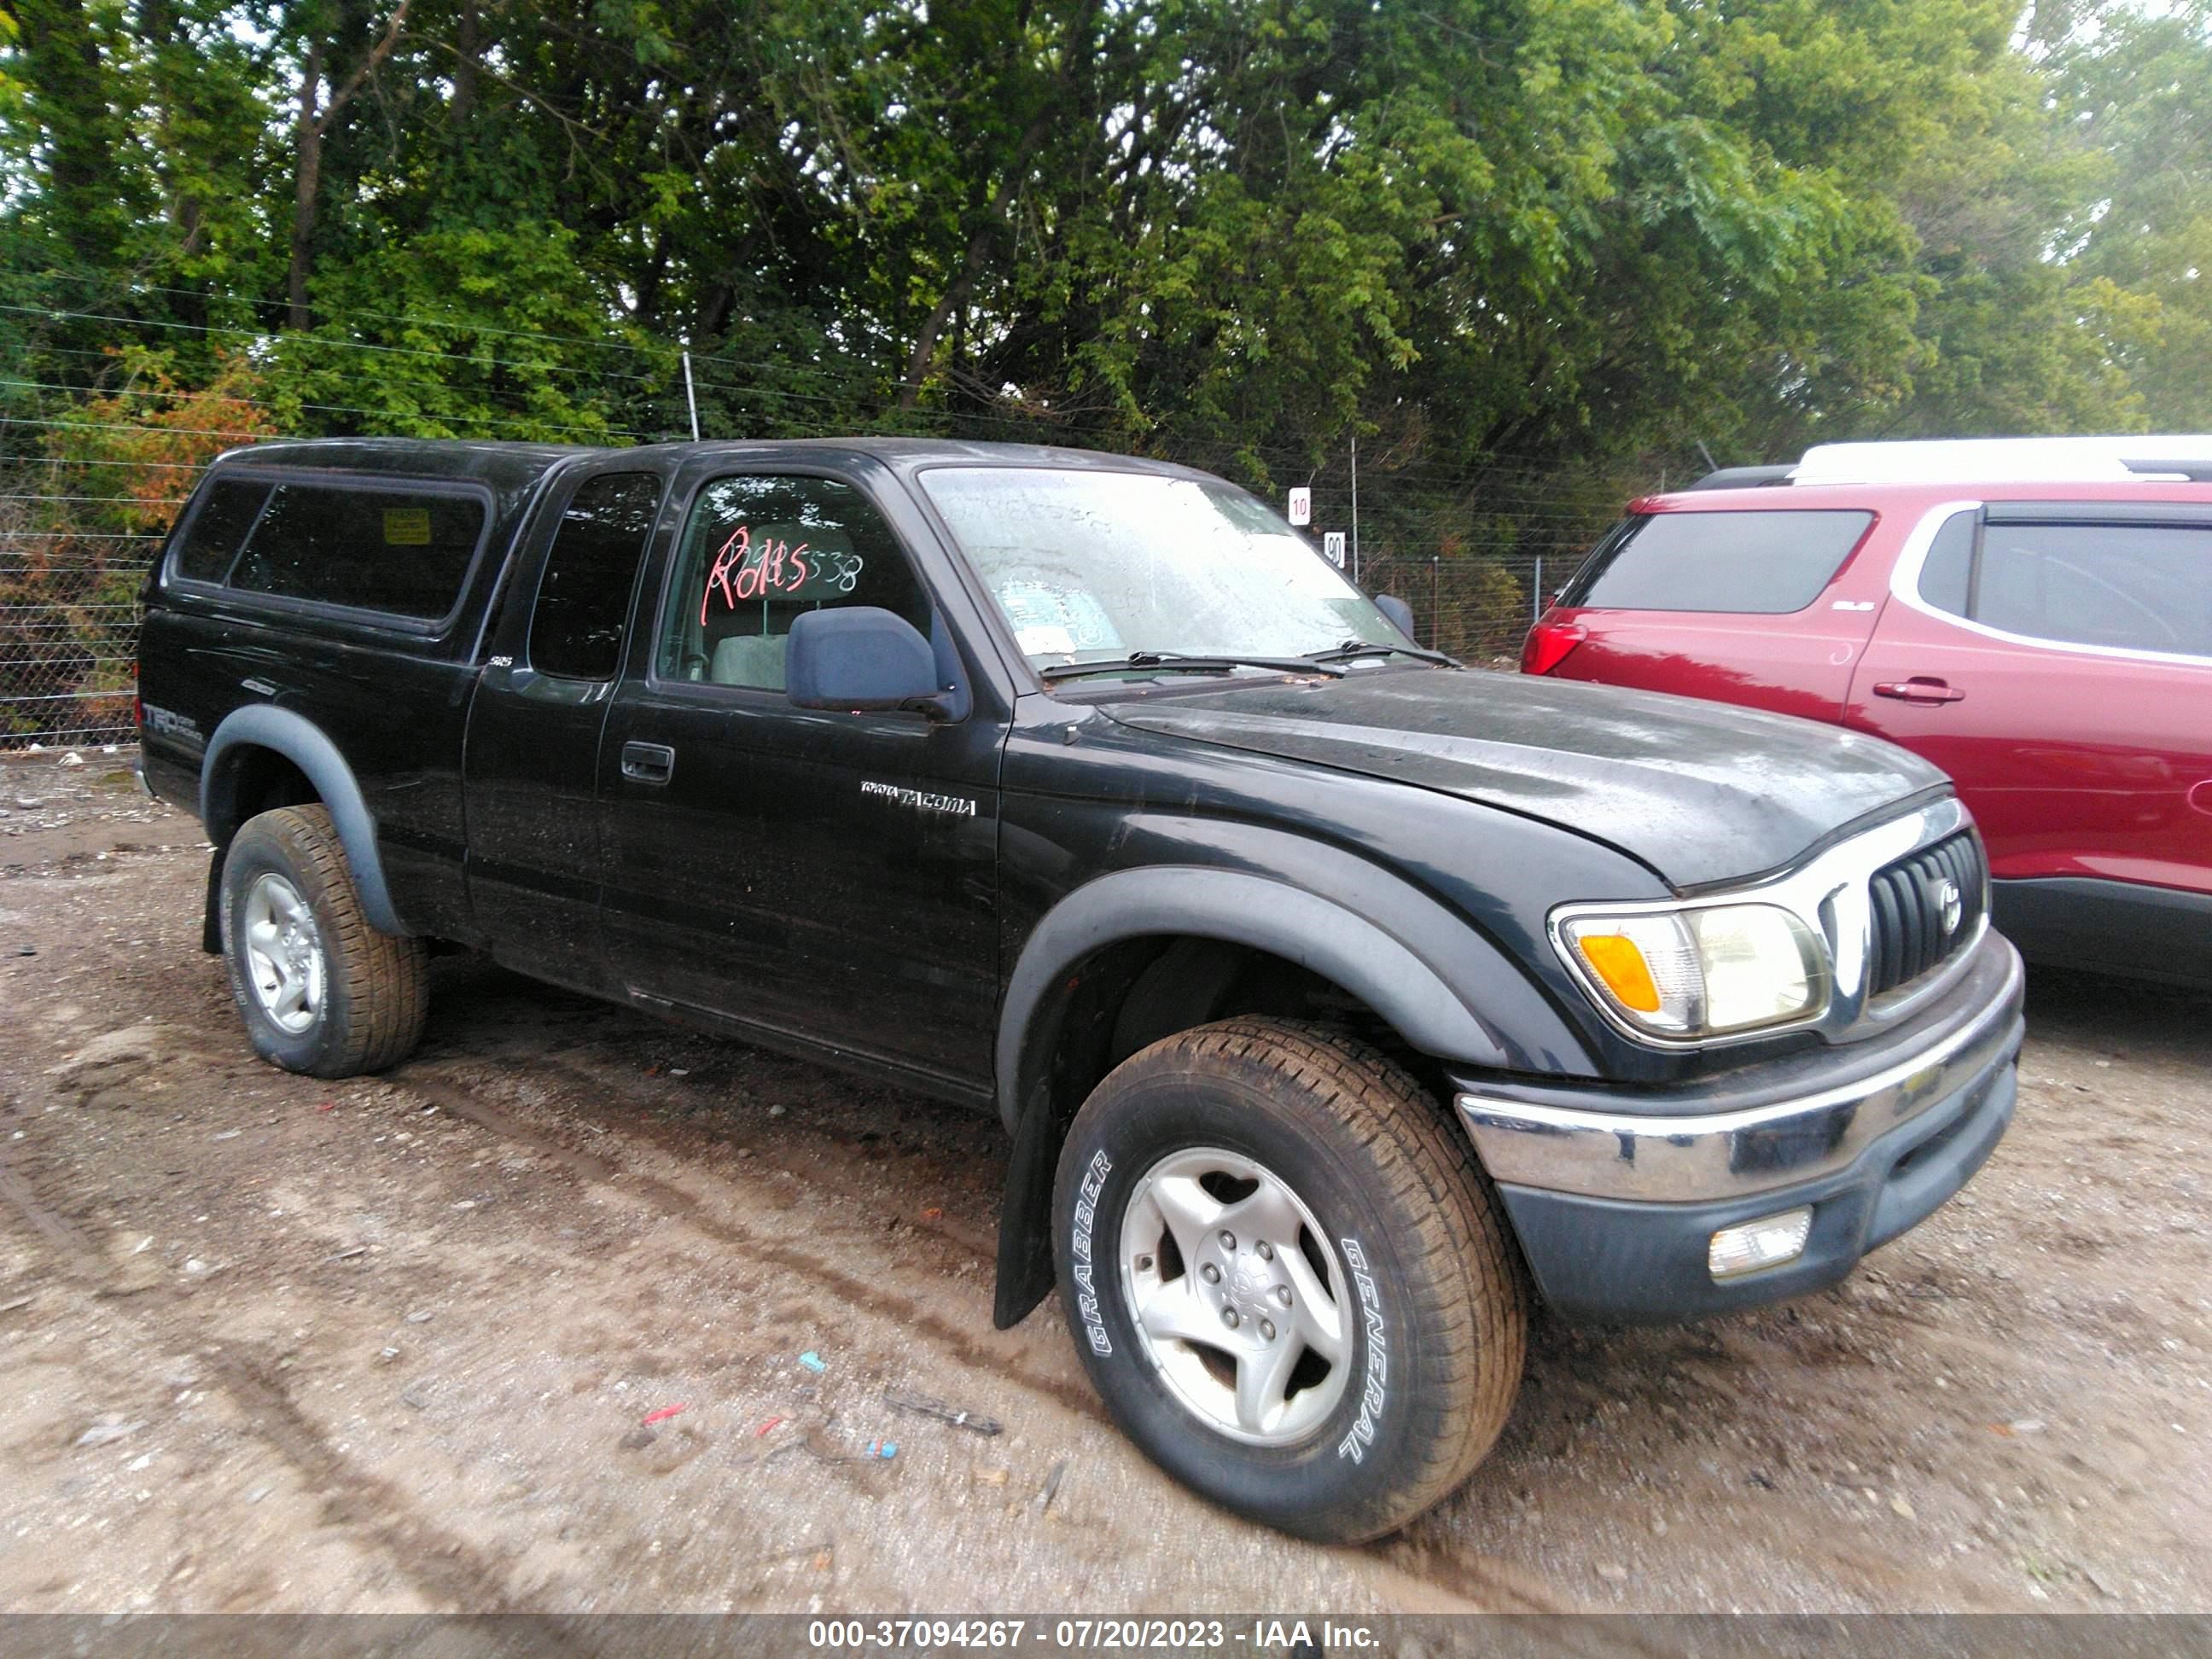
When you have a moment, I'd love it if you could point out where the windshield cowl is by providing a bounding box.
[1039,649,1349,684]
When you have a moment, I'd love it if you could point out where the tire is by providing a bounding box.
[1052,1017,1527,1543]
[218,804,429,1078]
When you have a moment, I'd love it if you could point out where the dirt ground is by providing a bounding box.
[1,750,2206,1616]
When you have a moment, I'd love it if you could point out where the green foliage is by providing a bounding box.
[2046,0,2212,432]
[1,0,2208,492]
[270,223,668,443]
[15,0,2212,746]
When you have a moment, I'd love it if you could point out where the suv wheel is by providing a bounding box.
[1052,1017,1527,1542]
[218,805,429,1078]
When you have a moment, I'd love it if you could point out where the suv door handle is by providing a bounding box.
[1872,677,1966,705]
[620,741,676,784]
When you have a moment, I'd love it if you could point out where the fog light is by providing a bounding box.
[1708,1207,1813,1280]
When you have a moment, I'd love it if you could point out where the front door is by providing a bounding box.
[597,465,1004,1091]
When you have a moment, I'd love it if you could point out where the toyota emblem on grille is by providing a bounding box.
[1934,877,1963,937]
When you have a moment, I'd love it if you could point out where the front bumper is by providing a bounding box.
[1456,934,2024,1322]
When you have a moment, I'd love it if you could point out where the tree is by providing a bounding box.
[281,0,411,329]
[3,0,2209,479]
[2046,0,2212,432]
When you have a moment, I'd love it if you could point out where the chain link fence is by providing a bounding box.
[1289,458,1645,664]
[0,466,165,748]
[3,306,1659,748]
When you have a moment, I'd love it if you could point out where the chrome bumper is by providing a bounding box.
[1458,937,2025,1204]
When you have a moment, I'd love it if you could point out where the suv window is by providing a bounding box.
[656,474,928,690]
[228,480,487,620]
[527,473,661,679]
[172,476,271,583]
[1970,522,2211,657]
[1560,509,1874,614]
[1915,511,1976,617]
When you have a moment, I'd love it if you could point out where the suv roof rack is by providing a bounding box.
[1681,464,1797,492]
[1789,434,2212,487]
[2119,457,2212,482]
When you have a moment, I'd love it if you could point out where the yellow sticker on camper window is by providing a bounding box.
[382,507,432,545]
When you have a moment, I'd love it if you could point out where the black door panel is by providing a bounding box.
[463,466,667,989]
[598,465,1004,1089]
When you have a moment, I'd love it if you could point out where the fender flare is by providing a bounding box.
[995,864,1527,1138]
[200,705,406,935]
[988,863,1572,1328]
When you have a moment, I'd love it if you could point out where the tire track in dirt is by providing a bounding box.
[387,1067,1595,1617]
[390,1068,1114,1428]
[508,1049,1008,1267]
[201,1346,554,1620]
[0,1138,551,1619]
[389,1069,620,1185]
[433,1040,1008,1268]
[0,1140,103,1274]
[8,936,1582,1615]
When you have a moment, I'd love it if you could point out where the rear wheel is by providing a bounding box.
[218,805,429,1077]
[1052,1017,1527,1542]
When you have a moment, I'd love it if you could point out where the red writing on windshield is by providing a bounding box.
[700,524,813,625]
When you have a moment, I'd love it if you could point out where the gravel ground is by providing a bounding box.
[0,750,2205,1615]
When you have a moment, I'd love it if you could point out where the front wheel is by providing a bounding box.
[218,804,429,1078]
[1051,1018,1527,1542]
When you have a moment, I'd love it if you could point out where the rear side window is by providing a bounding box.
[1966,521,2211,658]
[1560,509,1874,614]
[528,473,661,679]
[1916,511,1977,616]
[228,480,487,620]
[171,476,271,583]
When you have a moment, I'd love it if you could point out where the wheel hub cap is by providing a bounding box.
[1119,1146,1351,1446]
[241,872,325,1035]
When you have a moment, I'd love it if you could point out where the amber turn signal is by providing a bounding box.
[1575,934,1662,1013]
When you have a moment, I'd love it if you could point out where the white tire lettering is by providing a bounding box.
[1336,1236,1388,1462]
[1072,1150,1115,1356]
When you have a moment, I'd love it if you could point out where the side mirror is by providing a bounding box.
[1375,595,1417,639]
[786,607,952,719]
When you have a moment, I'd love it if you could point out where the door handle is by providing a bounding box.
[1872,677,1965,705]
[620,741,676,784]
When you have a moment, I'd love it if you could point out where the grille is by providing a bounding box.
[1866,830,1987,998]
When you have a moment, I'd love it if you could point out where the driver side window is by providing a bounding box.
[656,474,929,690]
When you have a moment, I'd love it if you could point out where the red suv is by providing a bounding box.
[1522,439,2212,987]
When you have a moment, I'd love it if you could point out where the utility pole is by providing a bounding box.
[682,350,701,442]
[1350,434,1361,586]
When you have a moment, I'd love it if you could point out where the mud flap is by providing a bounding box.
[992,1093,1062,1329]
[201,845,224,955]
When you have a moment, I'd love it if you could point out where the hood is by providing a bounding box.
[1102,669,1947,890]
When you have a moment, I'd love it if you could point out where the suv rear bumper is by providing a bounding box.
[1454,934,2023,1321]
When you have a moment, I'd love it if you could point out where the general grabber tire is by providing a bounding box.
[1051,1016,1527,1542]
[218,805,429,1079]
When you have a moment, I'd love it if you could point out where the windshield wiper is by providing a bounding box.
[1039,650,1348,683]
[1304,638,1461,667]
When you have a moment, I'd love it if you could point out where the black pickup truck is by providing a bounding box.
[137,437,2023,1540]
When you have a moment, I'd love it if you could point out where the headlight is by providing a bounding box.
[1557,902,1828,1040]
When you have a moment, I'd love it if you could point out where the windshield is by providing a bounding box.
[917,467,1402,672]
